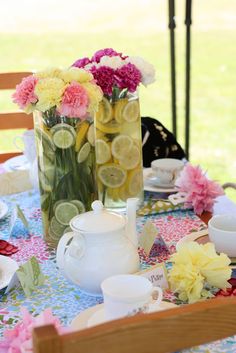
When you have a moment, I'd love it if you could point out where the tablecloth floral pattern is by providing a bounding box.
[0,190,236,353]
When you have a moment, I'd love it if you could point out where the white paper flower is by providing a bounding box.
[98,55,125,69]
[126,56,156,86]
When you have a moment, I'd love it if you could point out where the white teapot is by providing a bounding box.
[56,198,140,294]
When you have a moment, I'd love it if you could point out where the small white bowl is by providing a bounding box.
[151,158,184,186]
[208,214,236,257]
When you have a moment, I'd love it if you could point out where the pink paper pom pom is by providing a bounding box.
[58,81,89,118]
[12,76,38,110]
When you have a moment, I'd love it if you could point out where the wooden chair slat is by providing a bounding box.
[0,72,32,89]
[33,297,236,353]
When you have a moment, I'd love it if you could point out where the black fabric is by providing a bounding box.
[141,117,186,167]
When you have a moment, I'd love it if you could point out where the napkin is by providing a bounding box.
[0,239,18,256]
[0,170,32,196]
[138,198,192,216]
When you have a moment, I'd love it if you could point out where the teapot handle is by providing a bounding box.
[56,232,75,272]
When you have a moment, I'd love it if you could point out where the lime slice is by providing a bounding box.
[48,226,61,242]
[53,199,67,214]
[63,226,72,234]
[96,120,121,134]
[87,123,95,146]
[52,129,75,149]
[50,123,76,138]
[127,168,143,196]
[98,163,127,188]
[75,120,90,152]
[119,145,140,170]
[35,127,56,151]
[50,216,66,237]
[95,139,111,164]
[96,97,113,124]
[122,100,140,123]
[55,202,79,226]
[111,134,133,160]
[70,200,85,213]
[114,98,128,123]
[77,142,91,163]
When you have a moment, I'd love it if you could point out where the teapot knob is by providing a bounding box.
[91,200,104,214]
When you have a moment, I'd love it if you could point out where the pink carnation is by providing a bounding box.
[0,307,68,353]
[90,65,115,96]
[114,63,142,92]
[12,75,38,110]
[92,48,122,63]
[58,81,89,118]
[175,164,224,215]
[72,57,91,68]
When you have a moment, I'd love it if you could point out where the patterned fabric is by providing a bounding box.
[0,190,235,352]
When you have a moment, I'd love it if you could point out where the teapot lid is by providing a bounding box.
[70,200,126,233]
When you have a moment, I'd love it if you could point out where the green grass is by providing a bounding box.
[0,0,236,201]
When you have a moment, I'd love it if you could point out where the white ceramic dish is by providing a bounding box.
[0,255,19,290]
[143,168,178,193]
[3,155,30,172]
[0,201,8,220]
[70,301,177,330]
[176,229,209,251]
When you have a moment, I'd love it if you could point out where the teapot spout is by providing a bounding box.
[126,198,139,248]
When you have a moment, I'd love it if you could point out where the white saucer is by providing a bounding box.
[0,255,19,290]
[143,168,177,193]
[0,201,8,220]
[3,155,30,172]
[176,229,209,251]
[70,301,177,330]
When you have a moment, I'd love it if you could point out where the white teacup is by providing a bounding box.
[101,274,163,321]
[151,158,184,186]
[208,214,236,257]
[13,129,36,164]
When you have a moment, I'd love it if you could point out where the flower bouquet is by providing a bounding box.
[73,48,156,209]
[13,67,103,247]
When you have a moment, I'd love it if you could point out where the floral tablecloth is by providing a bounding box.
[0,190,236,353]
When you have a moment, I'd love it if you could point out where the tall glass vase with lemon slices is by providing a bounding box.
[94,91,144,209]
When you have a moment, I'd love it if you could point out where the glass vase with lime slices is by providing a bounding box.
[34,110,97,247]
[94,90,144,209]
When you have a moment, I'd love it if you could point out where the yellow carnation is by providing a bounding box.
[81,82,103,114]
[36,67,63,79]
[59,67,93,84]
[35,78,65,112]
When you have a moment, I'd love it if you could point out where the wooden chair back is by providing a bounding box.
[33,297,236,353]
[0,71,33,163]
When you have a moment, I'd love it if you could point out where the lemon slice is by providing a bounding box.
[75,120,90,152]
[127,168,143,196]
[111,134,133,160]
[119,145,140,170]
[95,139,111,164]
[55,202,79,225]
[96,120,121,134]
[77,142,91,163]
[52,129,75,149]
[98,163,127,188]
[87,123,95,146]
[96,97,113,124]
[107,187,120,202]
[114,98,128,123]
[122,100,140,123]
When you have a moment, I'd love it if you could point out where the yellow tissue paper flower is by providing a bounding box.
[35,78,65,112]
[168,242,232,303]
[81,82,103,113]
[59,67,93,84]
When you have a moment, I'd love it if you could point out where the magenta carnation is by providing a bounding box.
[90,65,115,96]
[12,75,38,110]
[92,48,122,63]
[175,164,224,215]
[115,63,142,92]
[72,57,91,68]
[58,81,89,118]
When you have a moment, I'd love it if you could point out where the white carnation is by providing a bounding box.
[98,55,125,69]
[126,56,156,86]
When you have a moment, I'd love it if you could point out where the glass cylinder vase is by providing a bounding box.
[94,90,144,209]
[34,110,97,247]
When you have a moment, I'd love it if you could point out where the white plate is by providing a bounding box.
[0,255,19,290]
[0,201,8,220]
[70,301,177,330]
[3,155,30,172]
[143,168,178,193]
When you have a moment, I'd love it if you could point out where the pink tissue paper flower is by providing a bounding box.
[90,65,115,96]
[0,307,69,353]
[114,63,142,92]
[58,81,89,118]
[12,76,38,110]
[72,57,91,68]
[175,164,224,215]
[92,48,122,63]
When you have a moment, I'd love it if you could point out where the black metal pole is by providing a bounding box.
[184,0,192,160]
[168,0,177,138]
